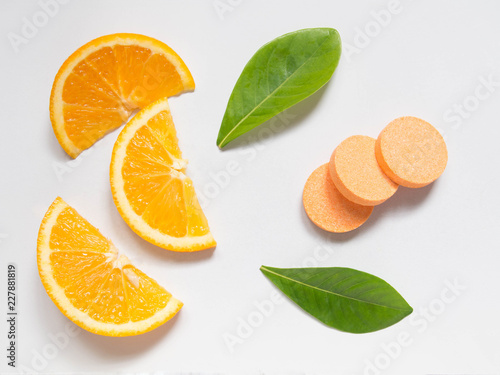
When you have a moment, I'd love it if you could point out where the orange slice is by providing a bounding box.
[110,97,216,252]
[37,197,183,337]
[50,33,195,158]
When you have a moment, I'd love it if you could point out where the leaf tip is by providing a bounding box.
[216,134,227,149]
[260,265,275,276]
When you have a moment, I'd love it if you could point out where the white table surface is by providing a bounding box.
[1,1,499,374]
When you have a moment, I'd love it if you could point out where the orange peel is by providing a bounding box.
[50,33,195,158]
[110,97,216,252]
[37,197,183,336]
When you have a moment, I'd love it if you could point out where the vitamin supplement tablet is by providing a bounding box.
[375,117,447,188]
[303,164,373,233]
[329,135,398,206]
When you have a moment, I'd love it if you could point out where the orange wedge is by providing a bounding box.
[37,197,183,337]
[50,33,195,158]
[110,97,216,252]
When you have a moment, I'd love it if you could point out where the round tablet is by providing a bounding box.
[303,164,373,233]
[375,117,447,188]
[329,135,398,206]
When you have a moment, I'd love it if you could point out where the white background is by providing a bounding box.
[1,0,500,374]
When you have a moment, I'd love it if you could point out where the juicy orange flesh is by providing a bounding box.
[61,44,183,151]
[129,51,184,108]
[142,178,188,237]
[63,105,128,151]
[49,208,110,253]
[121,110,210,238]
[48,207,170,324]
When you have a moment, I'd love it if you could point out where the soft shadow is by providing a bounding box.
[300,201,360,244]
[46,120,72,161]
[47,107,136,161]
[107,194,215,263]
[220,83,331,151]
[300,181,437,242]
[369,182,436,222]
[78,312,182,359]
[36,289,183,359]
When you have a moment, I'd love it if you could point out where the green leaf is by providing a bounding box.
[216,28,341,148]
[260,266,413,333]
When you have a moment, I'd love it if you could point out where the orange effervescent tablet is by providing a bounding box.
[303,164,373,233]
[329,135,398,206]
[375,116,448,188]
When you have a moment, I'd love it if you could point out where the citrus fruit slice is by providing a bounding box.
[50,33,195,158]
[37,197,183,337]
[110,97,216,252]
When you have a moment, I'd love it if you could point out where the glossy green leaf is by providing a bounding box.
[217,28,341,148]
[260,266,413,333]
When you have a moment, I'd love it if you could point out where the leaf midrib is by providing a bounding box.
[218,35,331,148]
[261,267,411,312]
